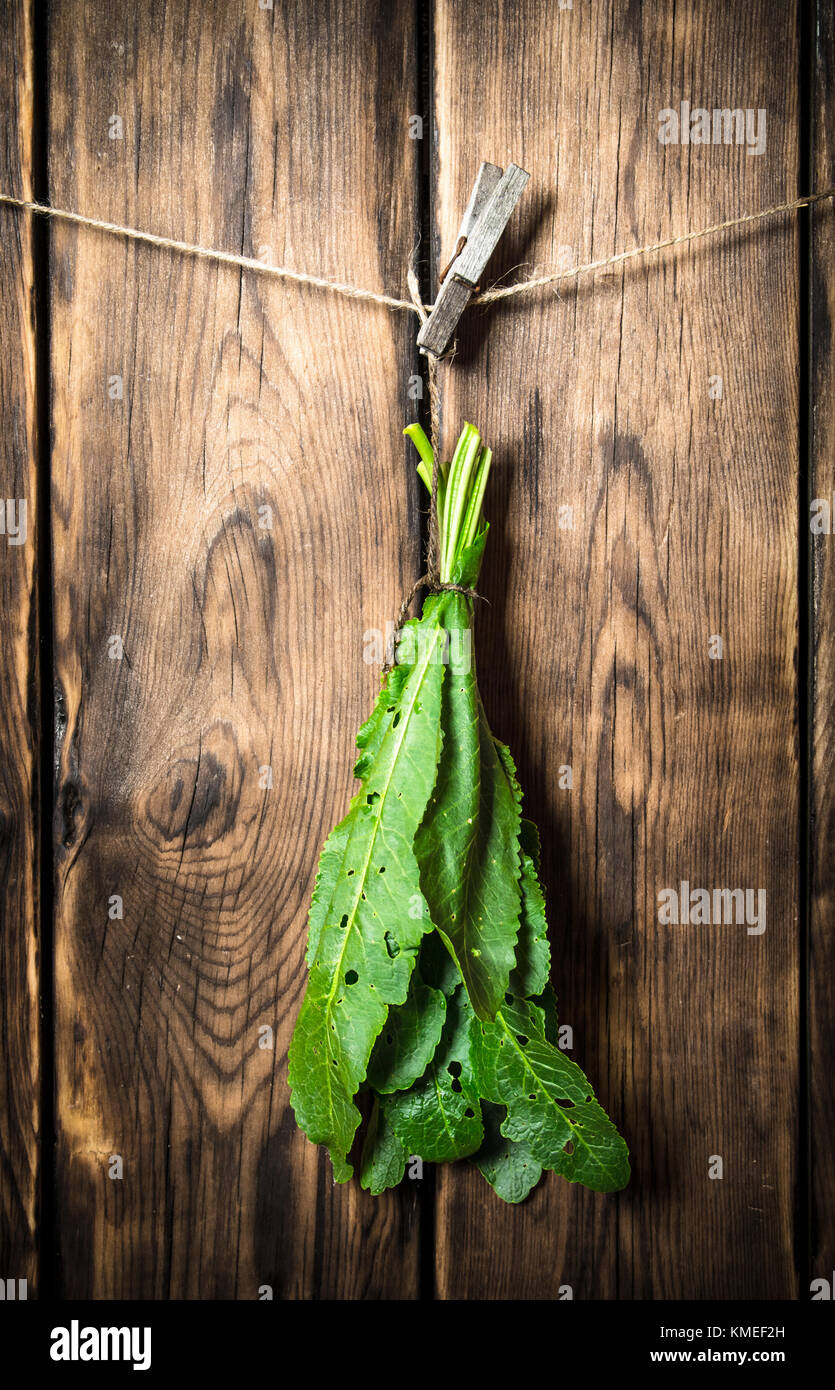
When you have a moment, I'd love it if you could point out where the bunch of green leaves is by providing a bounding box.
[288,423,629,1202]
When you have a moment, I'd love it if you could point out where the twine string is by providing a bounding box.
[1,186,831,316]
[3,183,832,674]
[0,194,417,311]
[475,187,835,303]
[406,261,443,585]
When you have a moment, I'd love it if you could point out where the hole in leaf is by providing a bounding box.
[556,1098,575,1108]
[447,1061,462,1078]
[528,1094,537,1101]
[505,992,514,1004]
[450,1079,462,1093]
[516,1034,529,1046]
[339,914,348,930]
[563,1141,574,1155]
[347,869,355,876]
[366,791,379,805]
[345,970,359,985]
[464,1108,474,1118]
[392,711,401,728]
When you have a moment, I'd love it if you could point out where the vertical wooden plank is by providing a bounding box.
[432,0,799,1298]
[810,0,835,1300]
[0,0,40,1299]
[49,0,421,1298]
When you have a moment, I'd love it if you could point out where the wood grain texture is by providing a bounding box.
[431,0,800,1299]
[48,0,422,1298]
[0,0,40,1297]
[0,0,827,1303]
[810,0,835,1298]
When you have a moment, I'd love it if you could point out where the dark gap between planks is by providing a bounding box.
[33,0,55,1303]
[796,0,814,1294]
[415,0,437,1303]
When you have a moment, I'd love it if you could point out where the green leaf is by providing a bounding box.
[419,930,461,997]
[535,981,560,1045]
[305,813,352,967]
[415,592,522,1020]
[288,615,447,1181]
[384,986,484,1162]
[471,994,630,1193]
[360,1097,408,1195]
[367,971,447,1093]
[508,818,551,997]
[472,1100,543,1203]
[353,660,411,782]
[448,522,489,590]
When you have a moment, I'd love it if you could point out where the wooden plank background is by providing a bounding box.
[0,0,40,1300]
[811,0,835,1301]
[0,0,831,1300]
[432,0,801,1302]
[47,0,422,1299]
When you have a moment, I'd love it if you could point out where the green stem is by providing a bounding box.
[403,422,434,473]
[404,422,448,552]
[442,424,481,580]
[405,420,492,582]
[457,445,492,559]
[440,426,470,561]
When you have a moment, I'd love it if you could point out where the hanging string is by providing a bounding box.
[0,193,417,311]
[3,183,832,676]
[1,186,832,316]
[406,261,442,583]
[477,187,835,302]
[381,265,477,675]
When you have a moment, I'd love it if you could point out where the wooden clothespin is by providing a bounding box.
[417,160,530,358]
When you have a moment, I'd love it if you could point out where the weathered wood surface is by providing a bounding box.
[0,0,830,1302]
[810,0,835,1301]
[48,0,422,1299]
[0,0,40,1298]
[431,0,801,1299]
